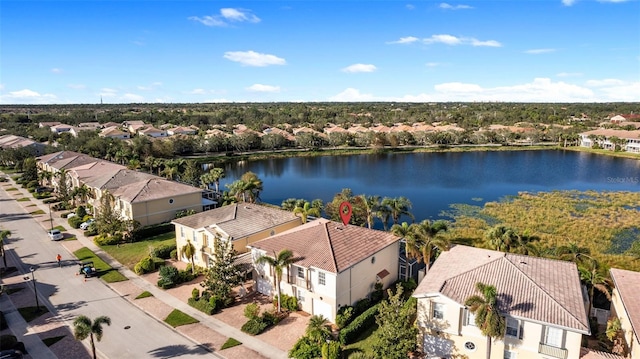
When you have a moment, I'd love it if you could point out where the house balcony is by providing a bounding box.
[539,343,568,359]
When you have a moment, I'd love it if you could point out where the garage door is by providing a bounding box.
[313,299,333,322]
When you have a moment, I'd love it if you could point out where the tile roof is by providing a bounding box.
[248,218,401,273]
[610,268,640,343]
[100,169,201,202]
[413,245,590,333]
[581,129,640,140]
[579,348,625,359]
[173,204,300,239]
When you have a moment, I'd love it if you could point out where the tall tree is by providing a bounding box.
[305,315,332,344]
[256,249,295,313]
[578,261,612,318]
[371,284,418,359]
[556,242,593,265]
[200,167,225,192]
[293,201,321,223]
[464,282,506,359]
[413,219,449,274]
[182,240,196,275]
[360,194,381,229]
[73,315,111,359]
[391,222,418,280]
[381,196,414,225]
[201,236,243,306]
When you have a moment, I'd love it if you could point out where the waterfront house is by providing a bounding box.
[172,204,302,267]
[413,245,590,359]
[579,129,640,153]
[248,218,401,323]
[609,268,640,359]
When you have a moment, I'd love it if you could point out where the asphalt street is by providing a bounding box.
[0,185,221,359]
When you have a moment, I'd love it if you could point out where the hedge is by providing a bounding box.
[133,222,174,241]
[188,297,216,315]
[338,303,380,345]
[152,243,177,259]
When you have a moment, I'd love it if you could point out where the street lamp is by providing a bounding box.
[30,267,40,312]
[49,203,54,232]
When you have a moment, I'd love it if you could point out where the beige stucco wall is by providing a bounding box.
[131,192,202,227]
[416,296,584,359]
[230,220,301,254]
[611,287,640,358]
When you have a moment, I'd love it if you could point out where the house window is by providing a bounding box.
[504,350,517,359]
[319,272,326,285]
[464,342,476,351]
[544,326,564,348]
[506,318,520,338]
[180,226,185,239]
[169,198,174,204]
[433,303,444,319]
[297,288,305,302]
[465,309,476,327]
[202,233,208,247]
[192,230,196,241]
[297,267,304,279]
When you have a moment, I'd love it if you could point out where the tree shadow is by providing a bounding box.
[147,344,212,358]
[498,293,535,313]
[0,213,33,222]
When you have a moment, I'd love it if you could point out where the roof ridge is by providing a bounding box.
[504,254,587,330]
[323,221,339,273]
[441,251,504,292]
[129,178,153,203]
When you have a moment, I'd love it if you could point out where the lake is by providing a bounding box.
[219,150,640,224]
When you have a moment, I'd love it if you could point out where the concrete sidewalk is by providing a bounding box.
[1,174,289,359]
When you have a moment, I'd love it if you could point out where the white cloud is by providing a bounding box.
[406,4,415,10]
[189,88,208,95]
[223,50,286,67]
[562,0,577,6]
[0,84,4,90]
[342,64,377,73]
[525,48,556,54]
[423,34,502,47]
[100,88,118,98]
[137,82,162,91]
[205,98,232,103]
[329,88,377,101]
[593,81,640,101]
[425,62,441,67]
[51,68,63,74]
[0,89,57,104]
[189,8,260,27]
[439,3,473,10]
[585,78,625,87]
[121,93,145,103]
[67,84,86,90]
[387,36,420,44]
[246,84,281,93]
[557,72,582,77]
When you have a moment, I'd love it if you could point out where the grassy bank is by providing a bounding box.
[99,232,176,270]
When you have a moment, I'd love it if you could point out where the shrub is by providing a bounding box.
[244,303,261,320]
[321,341,342,359]
[85,223,98,237]
[335,306,353,329]
[177,268,196,284]
[370,282,383,303]
[0,334,25,354]
[157,265,180,289]
[134,257,156,275]
[353,297,371,316]
[43,198,58,204]
[288,336,322,359]
[132,223,174,241]
[187,297,216,315]
[241,318,268,335]
[191,288,200,300]
[273,294,299,312]
[68,216,84,229]
[170,249,178,260]
[152,243,177,259]
[94,234,121,246]
[26,180,39,189]
[61,212,72,219]
[339,303,380,345]
[76,206,87,218]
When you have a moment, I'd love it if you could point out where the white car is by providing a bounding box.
[66,213,76,219]
[48,229,64,241]
[79,219,95,230]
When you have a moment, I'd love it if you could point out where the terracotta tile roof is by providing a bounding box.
[249,218,401,273]
[581,129,640,140]
[413,245,590,333]
[610,268,640,343]
[99,169,201,202]
[172,204,300,239]
[579,348,625,359]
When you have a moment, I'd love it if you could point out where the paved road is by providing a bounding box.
[0,185,221,358]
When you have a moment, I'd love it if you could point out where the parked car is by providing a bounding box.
[34,187,51,193]
[66,212,77,219]
[78,261,97,278]
[79,219,95,230]
[48,229,63,241]
[0,349,24,359]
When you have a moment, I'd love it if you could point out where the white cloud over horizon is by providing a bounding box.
[342,64,377,73]
[390,34,502,47]
[189,8,260,27]
[525,48,556,54]
[246,84,281,92]
[439,3,473,10]
[223,50,286,67]
[51,68,63,74]
[0,89,58,104]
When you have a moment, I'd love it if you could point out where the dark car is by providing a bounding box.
[35,187,51,193]
[0,349,24,359]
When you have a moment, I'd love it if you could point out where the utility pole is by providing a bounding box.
[30,267,40,311]
[49,203,54,232]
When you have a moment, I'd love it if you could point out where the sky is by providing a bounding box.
[1,0,639,104]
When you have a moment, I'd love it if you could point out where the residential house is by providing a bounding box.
[50,124,74,134]
[167,126,197,136]
[38,121,62,128]
[124,120,146,134]
[138,126,168,138]
[248,218,401,323]
[99,126,131,139]
[37,151,206,226]
[0,134,46,155]
[579,129,640,153]
[172,204,302,267]
[413,245,590,359]
[609,268,640,359]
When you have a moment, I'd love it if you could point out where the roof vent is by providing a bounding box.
[520,261,527,265]
[335,226,343,230]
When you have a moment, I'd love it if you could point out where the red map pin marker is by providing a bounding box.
[339,201,352,226]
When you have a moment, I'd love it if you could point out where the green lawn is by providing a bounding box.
[73,247,128,283]
[164,309,199,327]
[5,187,18,191]
[135,291,153,299]
[343,323,379,358]
[221,338,242,350]
[30,209,45,215]
[16,197,30,202]
[100,232,176,269]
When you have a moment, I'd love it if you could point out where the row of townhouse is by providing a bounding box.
[173,203,639,359]
[579,129,640,153]
[0,134,46,155]
[37,151,211,226]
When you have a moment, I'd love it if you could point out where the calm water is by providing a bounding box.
[220,150,640,224]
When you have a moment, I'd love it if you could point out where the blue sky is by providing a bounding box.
[1,0,639,104]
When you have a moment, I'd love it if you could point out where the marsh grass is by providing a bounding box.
[448,190,640,271]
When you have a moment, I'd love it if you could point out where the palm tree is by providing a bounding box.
[464,282,505,359]
[556,242,593,265]
[182,240,196,275]
[483,225,518,252]
[391,222,418,280]
[382,196,414,225]
[413,220,449,274]
[208,167,225,193]
[376,202,392,231]
[293,201,321,223]
[360,195,381,229]
[256,249,295,313]
[38,169,52,186]
[579,261,612,318]
[0,230,11,268]
[73,315,111,359]
[306,315,332,344]
[240,171,263,203]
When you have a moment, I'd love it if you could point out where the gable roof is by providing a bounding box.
[610,268,640,343]
[249,218,400,273]
[172,203,300,239]
[413,245,590,333]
